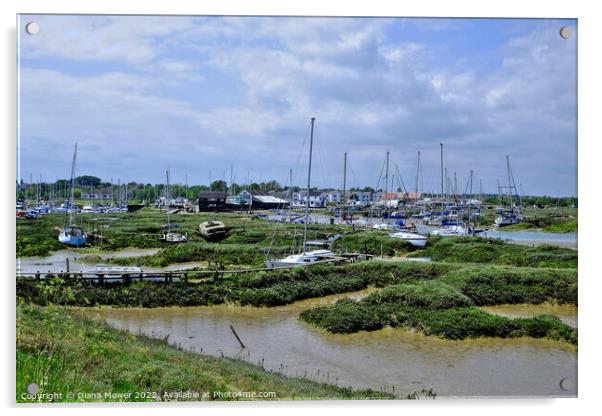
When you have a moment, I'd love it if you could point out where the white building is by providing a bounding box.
[292,191,326,208]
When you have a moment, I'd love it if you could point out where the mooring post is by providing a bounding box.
[35,271,40,281]
[66,258,70,273]
[229,325,246,348]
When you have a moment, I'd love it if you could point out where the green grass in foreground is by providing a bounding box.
[16,303,396,402]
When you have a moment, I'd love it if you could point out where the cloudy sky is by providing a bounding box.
[17,15,577,196]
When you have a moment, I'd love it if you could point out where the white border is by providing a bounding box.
[2,1,601,416]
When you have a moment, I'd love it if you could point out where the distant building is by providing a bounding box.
[349,191,374,206]
[327,191,342,203]
[292,191,326,208]
[198,191,228,211]
[251,194,290,209]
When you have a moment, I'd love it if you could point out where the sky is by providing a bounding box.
[17,15,577,196]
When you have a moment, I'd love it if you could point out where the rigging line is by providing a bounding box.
[266,121,311,260]
[348,161,359,190]
[463,175,470,197]
[374,157,386,192]
[264,174,289,260]
[292,121,312,189]
[394,163,409,197]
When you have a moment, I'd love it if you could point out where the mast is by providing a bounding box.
[415,151,420,203]
[302,117,315,254]
[468,169,473,234]
[67,143,78,226]
[342,152,347,220]
[384,150,390,218]
[454,172,458,203]
[506,155,513,209]
[166,170,170,227]
[440,143,444,213]
[288,167,293,207]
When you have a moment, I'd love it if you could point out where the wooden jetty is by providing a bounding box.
[16,252,373,285]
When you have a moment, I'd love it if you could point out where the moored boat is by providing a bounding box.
[199,220,228,242]
[388,231,428,248]
[58,143,88,247]
[265,249,337,268]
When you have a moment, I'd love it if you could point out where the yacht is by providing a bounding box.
[388,231,428,248]
[265,249,337,268]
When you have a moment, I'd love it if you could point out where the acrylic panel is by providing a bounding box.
[16,14,577,403]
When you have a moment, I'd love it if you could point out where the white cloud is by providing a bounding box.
[17,16,577,195]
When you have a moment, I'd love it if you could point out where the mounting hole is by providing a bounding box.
[25,22,39,35]
[559,26,571,39]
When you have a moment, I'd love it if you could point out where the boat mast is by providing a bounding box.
[506,155,513,210]
[468,169,473,234]
[302,117,315,254]
[342,152,347,221]
[384,150,389,218]
[166,169,171,227]
[415,151,420,203]
[288,167,293,208]
[440,143,444,214]
[67,143,78,227]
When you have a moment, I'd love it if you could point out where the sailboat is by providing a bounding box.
[161,169,188,243]
[495,156,523,227]
[265,117,336,268]
[58,143,87,247]
[388,231,428,247]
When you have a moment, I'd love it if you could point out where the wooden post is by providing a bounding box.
[35,271,40,281]
[66,258,70,273]
[98,274,104,286]
[139,273,143,282]
[229,325,246,348]
[183,271,189,283]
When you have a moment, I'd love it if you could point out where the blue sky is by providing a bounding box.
[17,15,577,196]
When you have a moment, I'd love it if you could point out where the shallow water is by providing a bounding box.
[480,230,577,249]
[480,304,578,328]
[89,289,577,398]
[16,247,160,274]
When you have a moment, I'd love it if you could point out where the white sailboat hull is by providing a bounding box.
[388,232,428,247]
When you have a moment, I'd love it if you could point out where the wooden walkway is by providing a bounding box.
[16,253,373,285]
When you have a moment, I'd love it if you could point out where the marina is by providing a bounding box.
[15,14,578,403]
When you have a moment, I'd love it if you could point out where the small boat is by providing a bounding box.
[25,209,39,219]
[372,223,395,230]
[160,169,188,243]
[431,225,467,236]
[495,210,522,226]
[199,220,229,242]
[388,231,428,248]
[58,225,87,247]
[265,249,337,268]
[58,143,87,247]
[160,224,188,243]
